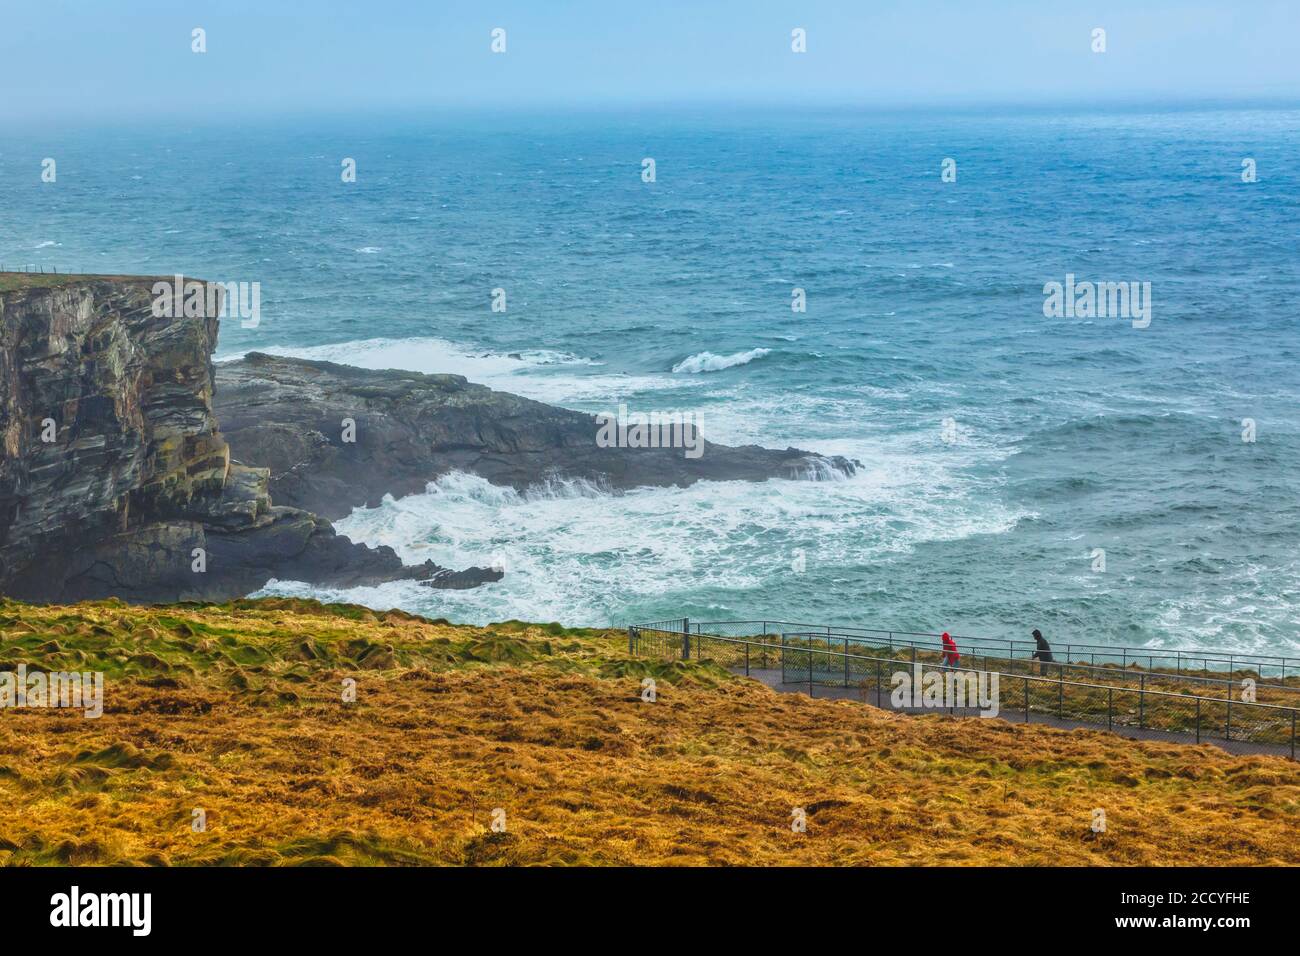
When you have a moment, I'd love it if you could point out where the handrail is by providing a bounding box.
[812,630,1300,697]
[628,623,1300,759]
[699,631,1300,713]
[691,621,1300,665]
[688,619,1300,676]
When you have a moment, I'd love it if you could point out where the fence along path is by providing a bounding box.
[689,619,1300,684]
[790,631,1298,707]
[628,621,1299,761]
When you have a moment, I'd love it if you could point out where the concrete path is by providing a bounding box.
[733,666,1294,760]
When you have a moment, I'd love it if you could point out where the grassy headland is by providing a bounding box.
[0,598,1295,866]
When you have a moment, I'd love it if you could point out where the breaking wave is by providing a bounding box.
[672,348,771,374]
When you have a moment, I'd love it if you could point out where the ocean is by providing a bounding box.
[4,106,1298,653]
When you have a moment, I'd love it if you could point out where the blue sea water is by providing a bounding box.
[3,106,1298,652]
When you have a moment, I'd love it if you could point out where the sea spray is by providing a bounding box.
[672,348,771,374]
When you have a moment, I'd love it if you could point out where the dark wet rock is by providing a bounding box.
[421,565,505,590]
[0,275,493,603]
[1,272,853,605]
[214,352,859,520]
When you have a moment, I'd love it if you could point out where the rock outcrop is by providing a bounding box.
[1,271,855,605]
[0,275,498,603]
[215,353,857,520]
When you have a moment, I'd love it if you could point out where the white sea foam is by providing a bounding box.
[226,335,1030,630]
[672,348,771,374]
[1152,559,1300,653]
[217,335,688,408]
[256,463,1028,626]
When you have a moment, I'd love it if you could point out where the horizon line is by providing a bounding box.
[7,93,1300,131]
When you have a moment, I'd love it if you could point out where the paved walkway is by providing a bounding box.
[733,666,1294,760]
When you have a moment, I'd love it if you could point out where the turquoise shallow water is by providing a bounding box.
[3,107,1298,651]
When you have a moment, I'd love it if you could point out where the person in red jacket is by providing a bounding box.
[940,631,960,668]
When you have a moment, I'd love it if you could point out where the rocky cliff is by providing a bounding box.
[0,274,496,603]
[1,272,855,605]
[215,353,857,519]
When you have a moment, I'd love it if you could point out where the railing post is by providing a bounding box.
[625,618,1298,746]
[1139,673,1145,730]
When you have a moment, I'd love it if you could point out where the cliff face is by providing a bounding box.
[0,275,492,602]
[0,277,220,587]
[215,353,858,520]
[0,272,851,604]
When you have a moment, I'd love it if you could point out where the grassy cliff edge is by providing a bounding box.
[0,598,1295,866]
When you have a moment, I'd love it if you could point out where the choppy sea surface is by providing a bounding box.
[4,107,1299,652]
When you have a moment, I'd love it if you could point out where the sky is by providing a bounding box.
[2,0,1299,122]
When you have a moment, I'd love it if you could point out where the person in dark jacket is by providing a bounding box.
[1031,628,1055,675]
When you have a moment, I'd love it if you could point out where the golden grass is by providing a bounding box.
[0,598,1296,866]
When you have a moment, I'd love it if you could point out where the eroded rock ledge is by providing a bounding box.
[1,273,855,605]
[0,275,498,604]
[215,352,858,520]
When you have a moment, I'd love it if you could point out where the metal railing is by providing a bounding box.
[783,631,1298,706]
[687,619,1300,684]
[627,621,1299,760]
[0,264,77,274]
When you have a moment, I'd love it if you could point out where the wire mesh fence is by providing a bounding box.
[811,636,1299,707]
[628,622,1298,760]
[686,619,1300,688]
